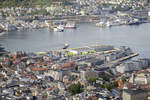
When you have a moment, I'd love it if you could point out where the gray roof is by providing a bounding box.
[123,89,148,95]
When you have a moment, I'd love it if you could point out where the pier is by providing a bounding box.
[96,53,139,69]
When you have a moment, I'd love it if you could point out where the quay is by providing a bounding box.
[96,53,139,70]
[35,44,139,71]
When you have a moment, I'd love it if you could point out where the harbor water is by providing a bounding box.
[0,23,150,57]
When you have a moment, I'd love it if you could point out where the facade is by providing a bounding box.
[129,73,150,85]
[44,70,63,81]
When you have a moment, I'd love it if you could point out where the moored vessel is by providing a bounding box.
[64,22,76,29]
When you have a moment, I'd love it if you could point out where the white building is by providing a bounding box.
[44,70,63,81]
[129,73,150,85]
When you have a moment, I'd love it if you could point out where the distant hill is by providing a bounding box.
[0,0,72,8]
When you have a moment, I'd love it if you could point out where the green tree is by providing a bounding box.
[0,0,73,8]
[68,82,84,95]
[112,80,118,88]
[100,80,118,91]
[0,64,2,69]
[104,83,112,90]
[102,76,109,82]
[88,77,98,84]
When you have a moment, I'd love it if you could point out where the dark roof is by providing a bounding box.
[123,89,148,95]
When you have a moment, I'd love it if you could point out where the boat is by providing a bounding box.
[53,28,64,32]
[96,21,105,27]
[0,32,6,36]
[105,21,112,27]
[0,29,6,36]
[48,20,64,32]
[45,20,50,27]
[96,21,112,27]
[64,22,76,29]
[0,44,7,55]
[53,25,64,32]
[16,26,24,31]
[128,18,141,25]
[57,25,64,31]
[63,44,69,49]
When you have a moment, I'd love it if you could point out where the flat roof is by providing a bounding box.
[123,89,148,95]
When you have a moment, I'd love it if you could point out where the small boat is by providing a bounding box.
[64,22,76,29]
[105,21,112,27]
[53,25,64,32]
[128,19,141,25]
[17,26,24,31]
[96,21,105,27]
[53,28,63,32]
[96,21,112,27]
[0,44,7,55]
[0,32,6,36]
[57,25,64,30]
[63,44,69,49]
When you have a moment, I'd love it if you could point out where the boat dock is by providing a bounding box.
[96,53,139,70]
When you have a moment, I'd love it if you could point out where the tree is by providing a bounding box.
[102,76,109,82]
[88,77,98,84]
[0,0,72,8]
[100,80,118,91]
[103,83,112,90]
[112,80,118,88]
[0,64,2,69]
[68,82,83,95]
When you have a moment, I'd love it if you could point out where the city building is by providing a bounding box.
[123,89,148,100]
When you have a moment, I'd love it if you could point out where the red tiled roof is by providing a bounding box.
[64,81,72,85]
[59,62,74,68]
[31,67,48,71]
[48,86,56,90]
[90,96,98,100]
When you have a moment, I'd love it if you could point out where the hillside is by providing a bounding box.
[0,0,72,8]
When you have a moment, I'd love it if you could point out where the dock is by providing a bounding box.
[96,53,139,69]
